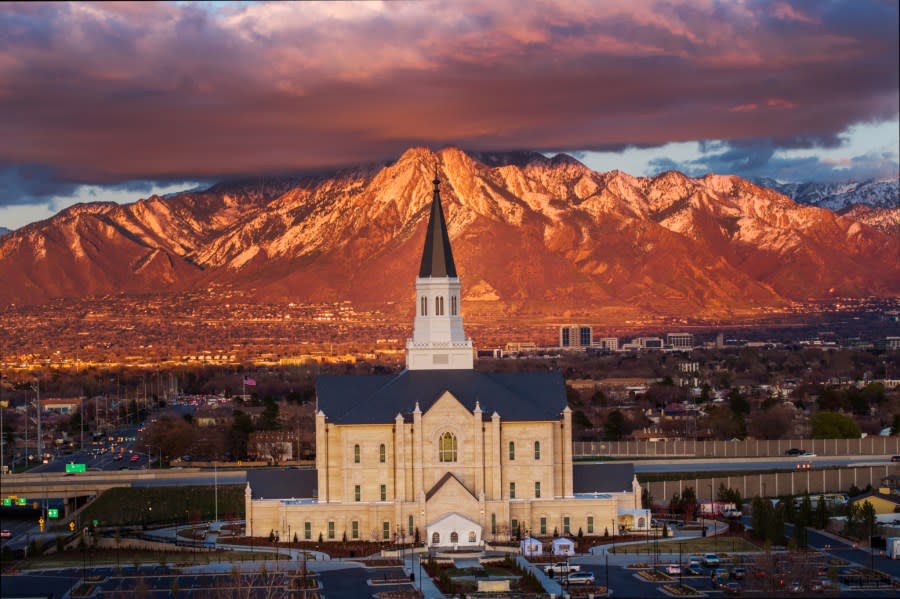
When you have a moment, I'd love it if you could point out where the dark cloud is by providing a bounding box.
[0,0,896,202]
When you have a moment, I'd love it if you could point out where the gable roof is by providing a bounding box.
[419,175,457,278]
[426,471,477,502]
[572,463,636,494]
[317,369,567,424]
[247,467,317,500]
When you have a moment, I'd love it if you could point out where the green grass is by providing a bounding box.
[78,485,244,527]
[611,536,759,555]
[17,548,279,569]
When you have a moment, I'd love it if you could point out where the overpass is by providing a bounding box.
[1,468,248,519]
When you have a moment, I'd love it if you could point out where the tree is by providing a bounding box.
[716,484,742,508]
[814,495,828,530]
[810,412,861,439]
[798,495,812,528]
[728,389,750,416]
[748,405,794,440]
[604,410,626,441]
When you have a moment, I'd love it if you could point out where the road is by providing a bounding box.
[633,455,896,473]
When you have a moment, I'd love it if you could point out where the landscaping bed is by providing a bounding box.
[374,591,423,599]
[423,555,542,595]
[567,586,608,598]
[360,558,403,567]
[626,562,653,569]
[638,570,674,582]
[662,583,703,596]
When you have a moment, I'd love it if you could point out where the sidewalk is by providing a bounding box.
[405,553,445,599]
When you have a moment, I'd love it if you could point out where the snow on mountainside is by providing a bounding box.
[1,147,898,317]
[752,177,899,210]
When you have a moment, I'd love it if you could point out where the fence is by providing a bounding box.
[643,464,900,504]
[574,437,900,458]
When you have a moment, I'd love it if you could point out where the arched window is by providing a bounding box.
[637,517,645,529]
[450,531,459,544]
[468,531,476,543]
[432,532,440,545]
[451,295,457,316]
[420,296,427,316]
[353,444,360,463]
[379,443,386,463]
[534,441,541,460]
[435,296,444,315]
[439,432,457,462]
[508,441,515,461]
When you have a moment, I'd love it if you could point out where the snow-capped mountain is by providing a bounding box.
[752,177,899,211]
[1,147,897,319]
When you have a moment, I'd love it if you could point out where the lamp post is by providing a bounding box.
[605,551,609,597]
[708,483,716,555]
[611,518,616,554]
[679,542,684,585]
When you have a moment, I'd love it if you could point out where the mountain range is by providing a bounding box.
[0,147,897,322]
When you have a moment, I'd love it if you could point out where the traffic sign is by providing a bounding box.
[68,521,75,532]
[15,497,27,506]
[92,519,98,527]
[1,498,11,506]
[48,508,59,519]
[65,463,86,473]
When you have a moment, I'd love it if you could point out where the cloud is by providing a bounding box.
[0,0,897,201]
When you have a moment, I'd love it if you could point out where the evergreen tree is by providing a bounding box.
[798,495,812,528]
[814,496,828,530]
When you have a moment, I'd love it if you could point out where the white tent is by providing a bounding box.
[519,536,543,557]
[551,537,575,556]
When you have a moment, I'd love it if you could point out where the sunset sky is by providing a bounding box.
[1,0,897,229]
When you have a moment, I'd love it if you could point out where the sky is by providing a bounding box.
[1,0,897,230]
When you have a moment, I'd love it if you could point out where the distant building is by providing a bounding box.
[666,333,694,350]
[39,398,83,414]
[560,325,592,348]
[596,337,619,352]
[875,337,900,351]
[622,337,663,351]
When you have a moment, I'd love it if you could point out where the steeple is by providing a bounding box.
[419,172,457,278]
[406,172,473,370]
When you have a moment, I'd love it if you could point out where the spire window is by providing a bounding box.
[435,296,444,316]
[451,295,457,316]
[420,296,428,316]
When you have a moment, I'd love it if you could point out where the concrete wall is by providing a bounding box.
[644,464,900,503]
[575,437,900,458]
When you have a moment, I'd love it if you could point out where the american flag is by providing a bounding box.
[243,376,256,386]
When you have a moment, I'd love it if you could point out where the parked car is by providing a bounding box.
[544,562,581,576]
[565,571,595,585]
[723,582,742,595]
[688,555,703,567]
[731,567,746,580]
[665,563,682,574]
[0,530,12,539]
[703,553,721,566]
[891,455,900,463]
[130,454,140,462]
[113,454,123,461]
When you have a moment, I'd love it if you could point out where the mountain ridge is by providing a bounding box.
[1,147,898,319]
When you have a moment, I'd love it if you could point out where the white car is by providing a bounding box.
[703,553,720,566]
[666,563,682,574]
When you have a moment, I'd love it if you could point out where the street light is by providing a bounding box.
[708,483,716,555]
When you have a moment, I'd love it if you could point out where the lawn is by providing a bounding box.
[611,535,759,555]
[17,548,279,569]
[76,485,244,527]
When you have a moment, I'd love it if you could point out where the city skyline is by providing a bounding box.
[1,0,898,229]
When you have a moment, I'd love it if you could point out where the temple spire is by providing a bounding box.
[418,171,457,278]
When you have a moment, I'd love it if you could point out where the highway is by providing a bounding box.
[632,455,896,473]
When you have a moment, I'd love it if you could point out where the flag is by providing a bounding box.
[243,376,256,386]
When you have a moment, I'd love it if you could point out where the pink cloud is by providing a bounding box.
[0,0,895,188]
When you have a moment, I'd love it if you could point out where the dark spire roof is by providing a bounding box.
[418,172,458,278]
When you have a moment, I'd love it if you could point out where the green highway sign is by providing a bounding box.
[15,497,27,506]
[65,463,86,473]
[48,508,59,519]
[2,498,11,506]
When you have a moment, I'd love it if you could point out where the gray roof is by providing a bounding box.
[572,463,635,494]
[247,468,317,500]
[317,369,567,424]
[418,175,457,278]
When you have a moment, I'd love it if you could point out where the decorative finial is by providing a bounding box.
[433,162,440,190]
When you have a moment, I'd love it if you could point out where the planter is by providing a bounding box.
[661,583,703,597]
